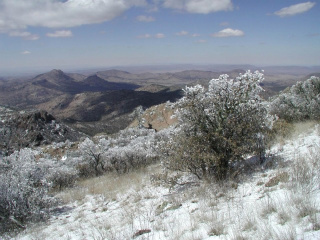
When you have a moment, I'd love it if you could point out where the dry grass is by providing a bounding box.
[56,167,149,203]
[291,120,319,136]
[269,120,318,150]
[11,122,320,240]
[207,214,225,236]
[265,171,289,187]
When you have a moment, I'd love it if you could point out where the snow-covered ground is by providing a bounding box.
[11,123,320,240]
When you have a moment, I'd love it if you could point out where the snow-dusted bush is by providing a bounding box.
[163,71,273,180]
[78,128,159,176]
[112,128,159,168]
[47,164,78,190]
[78,138,106,176]
[0,149,56,231]
[0,147,79,232]
[270,76,320,122]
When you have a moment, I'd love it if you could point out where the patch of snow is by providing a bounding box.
[13,124,320,240]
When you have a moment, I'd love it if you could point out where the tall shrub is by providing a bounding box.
[166,71,273,180]
[270,76,320,122]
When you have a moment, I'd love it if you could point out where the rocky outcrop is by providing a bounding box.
[0,107,84,156]
[129,103,178,131]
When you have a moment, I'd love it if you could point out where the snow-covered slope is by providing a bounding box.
[13,123,320,240]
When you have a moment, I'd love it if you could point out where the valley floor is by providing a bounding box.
[9,123,320,240]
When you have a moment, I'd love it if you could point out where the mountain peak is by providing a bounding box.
[49,69,64,75]
[84,74,108,84]
[86,74,102,79]
[33,69,69,81]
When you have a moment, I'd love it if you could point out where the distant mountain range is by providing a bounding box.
[32,69,139,94]
[0,67,319,135]
[0,69,185,134]
[70,64,320,76]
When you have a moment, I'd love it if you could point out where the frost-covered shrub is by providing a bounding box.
[78,138,106,177]
[47,165,78,190]
[108,127,154,147]
[109,128,159,171]
[163,71,273,180]
[0,149,56,232]
[0,147,80,232]
[270,76,320,122]
[77,128,159,176]
[105,134,157,173]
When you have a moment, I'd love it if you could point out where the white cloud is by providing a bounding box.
[9,31,39,40]
[137,33,152,38]
[46,30,73,38]
[136,15,155,22]
[0,0,147,33]
[138,33,165,39]
[155,33,165,38]
[275,2,316,17]
[163,0,233,14]
[192,33,200,37]
[211,28,244,38]
[176,30,188,36]
[21,50,31,55]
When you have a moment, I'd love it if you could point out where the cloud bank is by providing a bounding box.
[9,31,39,40]
[163,0,233,14]
[176,30,189,36]
[46,30,73,38]
[137,33,165,39]
[0,0,146,33]
[21,51,31,55]
[275,2,316,17]
[155,33,165,38]
[212,28,244,38]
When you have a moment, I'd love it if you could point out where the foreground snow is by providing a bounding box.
[13,124,320,240]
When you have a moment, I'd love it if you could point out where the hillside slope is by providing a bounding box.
[37,89,182,135]
[13,122,320,240]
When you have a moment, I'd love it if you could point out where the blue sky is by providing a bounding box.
[0,0,319,74]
